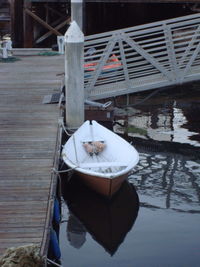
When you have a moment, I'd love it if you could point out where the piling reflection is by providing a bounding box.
[129,152,200,213]
[62,176,139,255]
[67,213,86,249]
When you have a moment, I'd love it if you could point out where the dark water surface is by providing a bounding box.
[60,83,200,267]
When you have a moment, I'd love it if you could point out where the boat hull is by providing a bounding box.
[74,170,128,198]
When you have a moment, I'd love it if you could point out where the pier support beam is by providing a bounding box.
[23,1,34,48]
[10,0,23,48]
[64,21,84,129]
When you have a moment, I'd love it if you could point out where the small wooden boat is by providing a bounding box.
[62,120,139,197]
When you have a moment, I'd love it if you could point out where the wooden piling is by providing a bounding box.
[23,1,34,48]
[71,0,83,31]
[64,21,84,129]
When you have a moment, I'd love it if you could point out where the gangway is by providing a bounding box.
[84,13,200,100]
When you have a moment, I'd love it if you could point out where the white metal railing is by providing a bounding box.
[84,13,200,100]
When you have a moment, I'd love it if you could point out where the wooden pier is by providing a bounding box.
[0,51,64,258]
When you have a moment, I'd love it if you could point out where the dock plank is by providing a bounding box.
[0,53,64,257]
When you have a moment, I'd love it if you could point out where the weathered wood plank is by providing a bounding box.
[0,177,50,182]
[0,52,64,257]
[0,207,47,214]
[0,159,53,167]
[0,227,43,233]
[0,204,47,211]
[0,201,47,206]
[0,141,55,149]
[0,217,47,224]
[0,151,55,159]
[0,232,43,239]
[0,238,41,246]
[0,222,45,228]
[0,195,49,202]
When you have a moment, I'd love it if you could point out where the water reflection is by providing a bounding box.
[67,213,86,249]
[114,86,200,147]
[129,152,200,213]
[62,176,139,255]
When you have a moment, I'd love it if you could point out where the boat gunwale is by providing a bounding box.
[62,120,139,179]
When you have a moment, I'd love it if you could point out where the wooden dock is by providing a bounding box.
[0,51,64,258]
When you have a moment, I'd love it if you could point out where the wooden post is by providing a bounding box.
[23,1,34,48]
[71,0,83,31]
[64,21,84,129]
[10,0,24,47]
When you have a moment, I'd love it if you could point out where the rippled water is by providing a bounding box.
[59,83,200,267]
[128,152,200,267]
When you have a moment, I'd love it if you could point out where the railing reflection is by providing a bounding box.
[129,152,200,213]
[114,101,200,147]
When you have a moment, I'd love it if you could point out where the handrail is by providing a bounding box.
[84,13,200,100]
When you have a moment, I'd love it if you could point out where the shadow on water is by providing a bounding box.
[61,176,139,256]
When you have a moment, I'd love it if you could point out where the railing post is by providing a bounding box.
[163,24,179,82]
[64,21,84,129]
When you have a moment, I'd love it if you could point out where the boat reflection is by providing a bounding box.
[62,176,139,255]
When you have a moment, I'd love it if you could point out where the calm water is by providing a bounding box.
[59,83,200,267]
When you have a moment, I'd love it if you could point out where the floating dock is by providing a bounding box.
[0,51,64,258]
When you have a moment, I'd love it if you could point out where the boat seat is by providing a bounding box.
[79,162,127,168]
[82,140,105,143]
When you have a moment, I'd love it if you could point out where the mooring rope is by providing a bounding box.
[72,134,79,165]
[59,119,75,137]
[52,167,77,174]
[47,258,63,267]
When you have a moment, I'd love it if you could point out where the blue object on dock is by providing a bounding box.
[50,229,61,260]
[53,198,61,225]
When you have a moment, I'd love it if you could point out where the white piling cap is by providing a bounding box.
[64,21,84,43]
